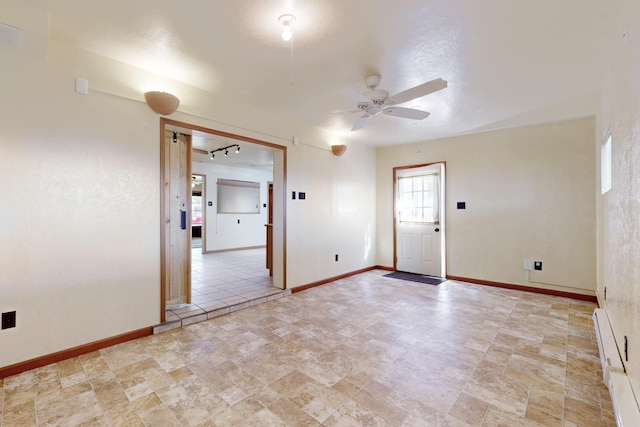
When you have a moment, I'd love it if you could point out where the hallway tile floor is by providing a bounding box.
[1,270,614,426]
[157,248,289,333]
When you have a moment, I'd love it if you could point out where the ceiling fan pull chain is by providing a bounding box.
[289,36,294,86]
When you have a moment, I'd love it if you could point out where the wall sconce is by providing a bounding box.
[331,145,347,157]
[144,91,180,115]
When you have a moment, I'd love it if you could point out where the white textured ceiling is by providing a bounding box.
[30,0,606,146]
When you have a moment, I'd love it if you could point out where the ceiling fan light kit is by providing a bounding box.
[349,75,447,131]
[144,91,180,115]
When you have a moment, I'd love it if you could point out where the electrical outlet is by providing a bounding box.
[523,260,533,271]
[534,261,542,271]
[2,311,16,329]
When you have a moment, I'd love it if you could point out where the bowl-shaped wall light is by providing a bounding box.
[144,91,180,115]
[331,144,347,157]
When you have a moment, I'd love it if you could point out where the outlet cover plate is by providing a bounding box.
[2,311,16,329]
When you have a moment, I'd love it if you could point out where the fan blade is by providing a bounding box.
[351,114,372,131]
[383,107,430,120]
[384,78,448,106]
[192,148,209,155]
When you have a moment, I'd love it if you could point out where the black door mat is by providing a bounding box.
[383,271,446,285]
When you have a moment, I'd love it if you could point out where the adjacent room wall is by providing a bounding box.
[191,162,271,252]
[376,117,597,296]
[596,0,640,402]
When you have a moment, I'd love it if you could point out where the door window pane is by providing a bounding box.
[398,173,440,224]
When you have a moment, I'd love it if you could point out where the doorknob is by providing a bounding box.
[434,228,440,232]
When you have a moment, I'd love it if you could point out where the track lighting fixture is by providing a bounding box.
[210,144,240,160]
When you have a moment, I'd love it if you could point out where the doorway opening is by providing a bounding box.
[159,118,287,324]
[191,174,205,250]
[393,162,446,277]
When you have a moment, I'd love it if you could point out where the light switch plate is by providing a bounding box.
[75,77,88,95]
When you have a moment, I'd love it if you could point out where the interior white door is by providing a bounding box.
[395,163,444,277]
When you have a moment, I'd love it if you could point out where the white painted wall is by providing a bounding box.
[191,162,271,251]
[376,117,597,296]
[596,0,640,402]
[0,1,377,367]
[286,142,377,287]
[0,44,161,367]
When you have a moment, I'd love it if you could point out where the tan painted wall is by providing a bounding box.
[597,0,640,401]
[376,117,597,295]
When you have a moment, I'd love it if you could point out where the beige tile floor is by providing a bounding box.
[1,270,614,426]
[159,248,289,333]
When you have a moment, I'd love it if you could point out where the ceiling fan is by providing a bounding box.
[349,75,447,131]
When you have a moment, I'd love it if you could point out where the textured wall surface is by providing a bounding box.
[0,2,377,368]
[376,117,597,295]
[597,0,640,403]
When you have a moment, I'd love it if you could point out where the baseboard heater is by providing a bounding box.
[593,308,640,426]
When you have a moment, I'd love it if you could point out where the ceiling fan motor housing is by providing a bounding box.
[365,74,381,90]
[364,89,389,104]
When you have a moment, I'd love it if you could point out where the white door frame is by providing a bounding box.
[393,162,446,276]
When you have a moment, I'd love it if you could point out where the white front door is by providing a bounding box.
[395,163,445,277]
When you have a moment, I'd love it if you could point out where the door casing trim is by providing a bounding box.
[158,118,287,323]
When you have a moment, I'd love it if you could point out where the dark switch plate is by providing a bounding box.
[298,192,306,200]
[457,202,466,209]
[2,311,16,329]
